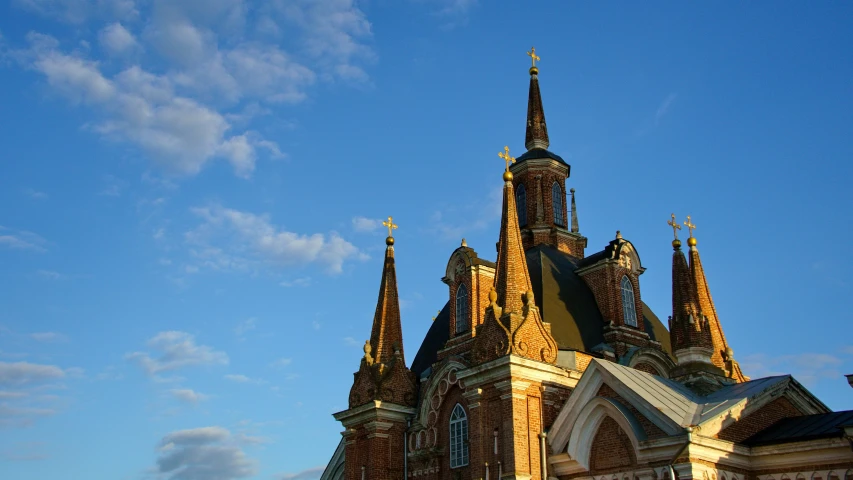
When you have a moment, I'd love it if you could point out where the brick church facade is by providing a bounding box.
[321,51,853,480]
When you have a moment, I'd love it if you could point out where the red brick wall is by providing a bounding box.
[589,416,636,473]
[596,384,667,439]
[716,396,802,443]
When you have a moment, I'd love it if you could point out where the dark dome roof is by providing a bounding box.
[411,244,671,378]
[515,148,567,165]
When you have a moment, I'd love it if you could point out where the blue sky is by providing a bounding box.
[1,1,852,478]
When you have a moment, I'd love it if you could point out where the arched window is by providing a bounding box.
[516,184,527,226]
[455,284,469,334]
[552,182,564,226]
[621,276,638,327]
[449,404,469,468]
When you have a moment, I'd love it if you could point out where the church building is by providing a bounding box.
[321,49,853,480]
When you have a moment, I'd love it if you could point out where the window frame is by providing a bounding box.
[621,275,638,327]
[552,182,564,226]
[449,404,469,468]
[455,283,469,334]
[516,183,528,226]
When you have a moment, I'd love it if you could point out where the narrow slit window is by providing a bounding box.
[621,276,638,327]
[552,182,564,226]
[516,184,527,226]
[455,283,469,334]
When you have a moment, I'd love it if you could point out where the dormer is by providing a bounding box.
[440,240,495,349]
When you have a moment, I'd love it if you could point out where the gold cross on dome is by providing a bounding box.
[527,47,540,68]
[684,215,697,238]
[667,213,682,240]
[382,216,398,237]
[498,146,515,171]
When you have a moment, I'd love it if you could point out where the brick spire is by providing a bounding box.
[687,231,748,382]
[472,160,558,365]
[368,235,404,365]
[570,188,579,233]
[669,238,711,353]
[525,57,549,151]
[494,170,534,315]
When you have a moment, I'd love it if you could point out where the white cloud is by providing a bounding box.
[279,277,310,287]
[351,216,382,233]
[234,318,256,338]
[13,0,138,24]
[739,352,845,387]
[0,362,65,386]
[186,205,365,275]
[23,188,48,200]
[170,388,209,405]
[0,404,57,428]
[155,426,257,480]
[655,93,678,125]
[280,466,324,480]
[0,391,28,399]
[99,22,138,55]
[29,332,68,342]
[125,331,229,375]
[269,358,291,369]
[0,226,48,252]
[343,337,359,347]
[224,374,250,383]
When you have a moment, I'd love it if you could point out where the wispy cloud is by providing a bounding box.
[155,426,257,480]
[0,441,48,461]
[0,361,68,428]
[655,93,678,126]
[0,361,65,386]
[739,351,846,387]
[12,0,375,178]
[0,226,48,252]
[29,332,68,343]
[279,466,325,480]
[224,374,266,385]
[351,216,382,233]
[125,331,229,376]
[185,205,366,275]
[170,388,209,405]
[22,188,48,200]
[280,277,311,288]
[343,337,359,347]
[234,318,256,340]
[269,358,291,369]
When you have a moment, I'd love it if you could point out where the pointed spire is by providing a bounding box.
[525,47,549,151]
[494,151,533,315]
[368,218,404,365]
[668,215,713,353]
[685,217,747,382]
[570,188,579,233]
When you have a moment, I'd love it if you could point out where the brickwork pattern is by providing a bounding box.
[370,245,406,364]
[716,396,802,443]
[596,384,667,439]
[588,416,636,473]
[671,246,713,352]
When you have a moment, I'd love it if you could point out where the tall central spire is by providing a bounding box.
[368,219,404,365]
[525,47,550,151]
[494,155,533,314]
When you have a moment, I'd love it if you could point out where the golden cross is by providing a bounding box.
[498,146,515,171]
[382,216,398,237]
[683,215,697,238]
[527,47,540,68]
[667,213,682,240]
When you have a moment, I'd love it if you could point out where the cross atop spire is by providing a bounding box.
[382,216,398,246]
[527,46,540,71]
[668,213,683,246]
[524,48,550,151]
[499,146,516,172]
[684,215,698,248]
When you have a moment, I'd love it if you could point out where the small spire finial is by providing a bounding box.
[498,145,516,181]
[616,230,622,239]
[461,238,467,247]
[382,216,398,245]
[668,213,683,249]
[684,215,697,247]
[527,47,540,75]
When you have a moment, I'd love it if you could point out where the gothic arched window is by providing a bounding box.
[516,184,527,226]
[552,182,564,226]
[455,283,469,334]
[621,276,638,327]
[449,404,469,468]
